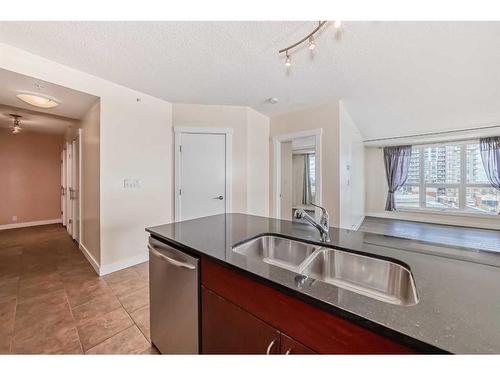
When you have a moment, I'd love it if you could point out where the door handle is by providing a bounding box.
[148,244,196,270]
[266,339,277,355]
[213,195,224,200]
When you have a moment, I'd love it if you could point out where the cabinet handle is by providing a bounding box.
[266,339,276,355]
[285,348,291,355]
[148,244,196,270]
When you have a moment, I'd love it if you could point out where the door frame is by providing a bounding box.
[61,147,67,226]
[71,129,82,244]
[174,127,233,222]
[272,129,323,219]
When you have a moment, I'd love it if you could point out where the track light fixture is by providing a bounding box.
[279,21,335,67]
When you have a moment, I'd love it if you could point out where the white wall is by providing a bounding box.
[80,100,101,264]
[172,103,269,217]
[0,43,173,274]
[270,102,340,225]
[246,108,270,217]
[339,103,365,230]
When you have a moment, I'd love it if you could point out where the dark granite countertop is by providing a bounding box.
[146,213,500,354]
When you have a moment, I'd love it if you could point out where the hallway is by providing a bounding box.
[0,224,156,354]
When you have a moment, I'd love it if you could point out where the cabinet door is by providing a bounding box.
[280,333,316,354]
[202,287,280,354]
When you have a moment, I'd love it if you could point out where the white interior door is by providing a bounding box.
[71,136,80,242]
[66,142,72,236]
[176,133,226,221]
[61,148,67,226]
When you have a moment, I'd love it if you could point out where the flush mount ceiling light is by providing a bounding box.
[279,21,335,67]
[16,93,59,109]
[9,114,22,135]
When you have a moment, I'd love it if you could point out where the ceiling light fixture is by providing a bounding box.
[16,93,58,109]
[9,114,22,135]
[279,21,329,67]
[333,20,342,29]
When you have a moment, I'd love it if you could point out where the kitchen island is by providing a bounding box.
[146,213,500,354]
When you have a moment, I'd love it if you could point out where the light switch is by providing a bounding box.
[124,179,142,189]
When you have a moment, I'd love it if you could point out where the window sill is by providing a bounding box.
[366,210,500,230]
[397,207,500,219]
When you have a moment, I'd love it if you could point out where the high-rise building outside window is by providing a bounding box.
[395,141,499,214]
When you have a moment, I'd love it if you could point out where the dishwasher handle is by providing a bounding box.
[148,244,196,270]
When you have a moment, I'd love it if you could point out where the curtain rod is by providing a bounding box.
[363,124,500,144]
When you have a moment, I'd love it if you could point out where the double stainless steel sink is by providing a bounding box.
[233,235,418,306]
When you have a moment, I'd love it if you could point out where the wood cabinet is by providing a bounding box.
[201,256,417,354]
[280,333,315,354]
[202,287,280,354]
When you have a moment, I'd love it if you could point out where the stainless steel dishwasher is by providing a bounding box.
[148,237,199,354]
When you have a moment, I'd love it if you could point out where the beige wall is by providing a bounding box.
[270,102,340,226]
[80,100,100,263]
[172,104,270,217]
[0,128,63,225]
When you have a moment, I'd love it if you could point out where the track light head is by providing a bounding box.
[308,36,316,50]
[285,53,291,67]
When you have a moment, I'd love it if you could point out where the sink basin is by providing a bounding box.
[233,236,321,272]
[232,236,418,306]
[301,249,418,306]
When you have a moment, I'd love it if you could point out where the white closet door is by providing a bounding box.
[61,148,67,226]
[66,143,72,236]
[71,136,80,242]
[177,133,226,221]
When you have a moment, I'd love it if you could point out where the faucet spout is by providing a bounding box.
[294,204,331,242]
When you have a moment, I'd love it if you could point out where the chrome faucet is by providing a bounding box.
[294,203,331,242]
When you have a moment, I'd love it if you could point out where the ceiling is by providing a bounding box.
[0,104,78,134]
[0,68,98,120]
[1,21,500,139]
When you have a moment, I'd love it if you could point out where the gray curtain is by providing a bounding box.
[480,137,500,191]
[302,154,313,205]
[383,145,412,211]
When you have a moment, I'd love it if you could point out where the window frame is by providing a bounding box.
[395,140,499,216]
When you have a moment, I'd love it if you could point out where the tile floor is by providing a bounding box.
[0,224,158,354]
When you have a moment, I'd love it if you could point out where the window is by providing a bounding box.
[308,154,316,198]
[395,141,500,215]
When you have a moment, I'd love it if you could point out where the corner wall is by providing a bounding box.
[339,102,365,230]
[172,103,270,217]
[0,43,173,274]
[269,102,340,226]
[80,100,100,265]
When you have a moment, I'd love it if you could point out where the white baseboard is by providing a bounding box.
[99,252,149,276]
[0,218,62,231]
[79,242,100,275]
